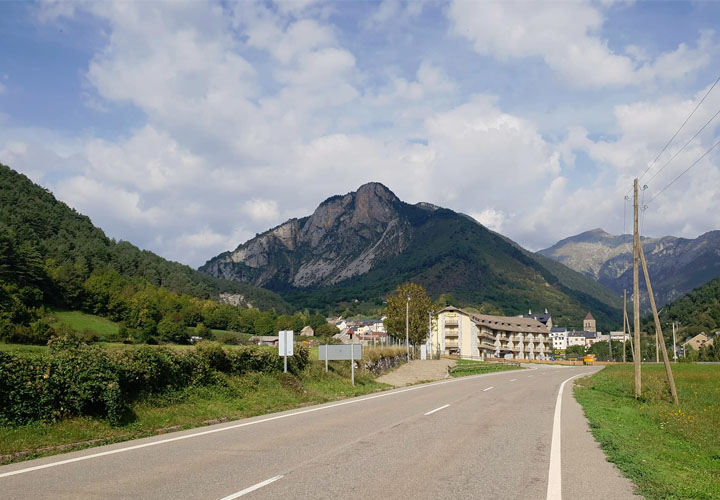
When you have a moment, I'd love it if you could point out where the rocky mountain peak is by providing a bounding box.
[202,182,411,288]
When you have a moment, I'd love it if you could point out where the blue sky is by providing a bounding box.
[1,0,720,267]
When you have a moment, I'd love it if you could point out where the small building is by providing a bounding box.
[249,335,279,346]
[550,327,568,350]
[567,331,586,348]
[682,333,714,352]
[355,331,387,345]
[300,326,314,337]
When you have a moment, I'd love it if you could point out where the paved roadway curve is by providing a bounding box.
[0,364,639,500]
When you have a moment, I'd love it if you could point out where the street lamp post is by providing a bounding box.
[406,297,410,362]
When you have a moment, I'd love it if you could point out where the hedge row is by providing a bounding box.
[0,338,309,426]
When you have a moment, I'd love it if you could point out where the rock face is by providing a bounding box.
[201,183,411,288]
[200,182,624,329]
[539,228,720,307]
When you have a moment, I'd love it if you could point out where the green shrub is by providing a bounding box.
[0,342,310,426]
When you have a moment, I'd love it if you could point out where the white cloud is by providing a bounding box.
[241,199,281,224]
[472,208,506,232]
[363,0,424,29]
[447,0,715,88]
[84,126,206,193]
[8,0,719,267]
[54,176,166,226]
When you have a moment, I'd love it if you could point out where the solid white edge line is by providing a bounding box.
[424,404,450,416]
[546,373,586,500]
[0,366,520,479]
[218,475,283,500]
[483,386,494,392]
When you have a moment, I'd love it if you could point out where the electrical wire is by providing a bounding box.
[647,136,720,204]
[644,106,720,186]
[632,75,720,190]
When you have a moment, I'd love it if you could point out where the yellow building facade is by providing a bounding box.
[432,307,551,360]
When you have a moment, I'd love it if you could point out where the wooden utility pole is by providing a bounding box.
[625,306,635,361]
[623,290,627,363]
[633,179,642,397]
[639,244,679,404]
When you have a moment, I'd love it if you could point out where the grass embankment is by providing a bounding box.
[0,346,400,464]
[50,309,120,337]
[575,364,720,500]
[449,358,523,377]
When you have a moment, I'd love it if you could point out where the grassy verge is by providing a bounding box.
[574,364,720,500]
[449,359,523,377]
[0,360,388,464]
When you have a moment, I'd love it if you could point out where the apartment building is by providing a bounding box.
[550,327,568,350]
[433,307,551,360]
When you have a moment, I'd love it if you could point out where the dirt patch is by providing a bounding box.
[376,358,457,387]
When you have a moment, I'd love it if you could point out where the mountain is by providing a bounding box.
[0,163,290,313]
[652,277,720,337]
[539,228,720,308]
[200,183,622,329]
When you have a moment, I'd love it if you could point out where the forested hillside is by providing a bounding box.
[656,277,720,335]
[0,164,291,343]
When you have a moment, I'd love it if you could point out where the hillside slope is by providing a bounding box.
[201,183,622,329]
[0,163,290,313]
[539,228,720,307]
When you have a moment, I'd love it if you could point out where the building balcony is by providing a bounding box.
[444,318,459,326]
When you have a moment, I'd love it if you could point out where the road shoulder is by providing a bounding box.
[561,376,641,499]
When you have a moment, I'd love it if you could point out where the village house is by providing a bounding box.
[682,332,714,352]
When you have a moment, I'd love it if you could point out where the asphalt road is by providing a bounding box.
[0,364,639,500]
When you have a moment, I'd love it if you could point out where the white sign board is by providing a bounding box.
[278,330,294,356]
[420,344,427,360]
[319,344,362,361]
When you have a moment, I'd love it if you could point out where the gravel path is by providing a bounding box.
[376,358,457,387]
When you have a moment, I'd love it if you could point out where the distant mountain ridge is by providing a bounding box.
[201,183,623,329]
[539,228,720,307]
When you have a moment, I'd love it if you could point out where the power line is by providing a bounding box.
[634,75,720,188]
[647,136,720,204]
[644,105,720,186]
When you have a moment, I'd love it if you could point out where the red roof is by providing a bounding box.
[584,311,595,321]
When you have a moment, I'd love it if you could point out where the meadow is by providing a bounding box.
[574,364,720,500]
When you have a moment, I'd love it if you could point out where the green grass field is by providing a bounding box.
[449,358,523,377]
[50,309,120,337]
[574,364,720,500]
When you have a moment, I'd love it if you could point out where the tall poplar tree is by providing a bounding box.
[384,282,432,345]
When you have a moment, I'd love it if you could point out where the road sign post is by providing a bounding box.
[319,344,362,386]
[278,330,294,373]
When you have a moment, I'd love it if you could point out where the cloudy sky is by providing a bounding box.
[2,0,720,267]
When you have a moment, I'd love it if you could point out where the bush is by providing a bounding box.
[0,342,310,426]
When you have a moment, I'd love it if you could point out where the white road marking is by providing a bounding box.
[0,368,519,479]
[546,373,587,500]
[510,379,517,382]
[483,386,494,392]
[424,404,450,415]
[218,475,283,500]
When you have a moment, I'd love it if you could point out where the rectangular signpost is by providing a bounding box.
[319,344,362,386]
[278,330,294,373]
